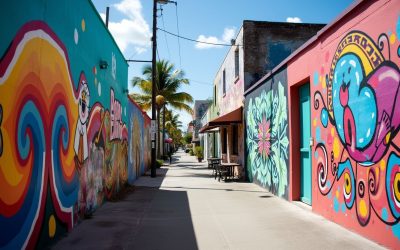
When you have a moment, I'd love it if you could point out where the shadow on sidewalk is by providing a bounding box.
[134,167,169,189]
[52,185,199,250]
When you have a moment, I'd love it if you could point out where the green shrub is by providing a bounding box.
[156,159,163,168]
[189,149,194,156]
[194,146,203,159]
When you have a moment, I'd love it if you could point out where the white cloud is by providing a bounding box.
[286,17,302,23]
[195,27,236,49]
[100,0,151,53]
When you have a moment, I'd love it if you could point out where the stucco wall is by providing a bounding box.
[215,27,245,117]
[286,0,400,247]
[128,98,151,183]
[0,0,149,248]
[245,67,290,198]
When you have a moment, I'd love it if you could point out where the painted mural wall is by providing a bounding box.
[245,68,290,198]
[0,0,150,248]
[128,97,151,183]
[286,0,400,247]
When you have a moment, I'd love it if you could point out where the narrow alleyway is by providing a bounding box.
[53,150,384,250]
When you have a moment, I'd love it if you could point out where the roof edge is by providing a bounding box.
[244,0,366,96]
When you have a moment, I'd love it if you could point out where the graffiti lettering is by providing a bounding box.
[110,89,123,140]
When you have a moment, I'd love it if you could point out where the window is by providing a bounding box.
[214,85,217,106]
[232,124,238,155]
[222,128,227,154]
[234,48,239,78]
[222,69,226,95]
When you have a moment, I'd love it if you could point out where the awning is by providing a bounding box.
[199,107,242,133]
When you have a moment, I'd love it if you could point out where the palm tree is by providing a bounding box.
[164,109,183,132]
[161,109,183,153]
[131,60,193,157]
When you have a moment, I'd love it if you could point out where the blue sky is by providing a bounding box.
[92,0,354,129]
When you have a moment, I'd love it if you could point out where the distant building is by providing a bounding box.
[200,20,324,178]
[191,100,210,146]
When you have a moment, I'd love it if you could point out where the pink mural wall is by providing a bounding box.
[287,0,400,247]
[219,79,244,116]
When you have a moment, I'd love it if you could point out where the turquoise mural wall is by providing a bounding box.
[0,0,145,248]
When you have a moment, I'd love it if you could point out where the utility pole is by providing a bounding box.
[151,0,157,178]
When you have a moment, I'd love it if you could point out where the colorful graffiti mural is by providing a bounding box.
[245,69,290,198]
[127,96,151,184]
[0,8,149,246]
[313,29,400,241]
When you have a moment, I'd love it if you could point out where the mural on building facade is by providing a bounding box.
[219,79,244,116]
[0,20,134,248]
[313,29,400,239]
[245,69,289,198]
[128,98,147,183]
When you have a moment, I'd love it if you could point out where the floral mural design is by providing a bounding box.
[246,81,289,197]
[258,118,271,157]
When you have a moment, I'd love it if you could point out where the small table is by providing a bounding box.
[219,162,240,182]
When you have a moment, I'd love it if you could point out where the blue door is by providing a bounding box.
[299,83,312,205]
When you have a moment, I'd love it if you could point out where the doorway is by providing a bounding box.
[299,83,312,205]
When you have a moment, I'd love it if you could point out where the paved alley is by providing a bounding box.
[53,150,385,250]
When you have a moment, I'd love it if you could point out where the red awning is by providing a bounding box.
[199,107,242,133]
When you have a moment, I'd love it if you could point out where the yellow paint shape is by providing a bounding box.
[313,118,317,127]
[333,137,340,159]
[385,132,391,144]
[81,19,86,32]
[380,159,386,171]
[336,190,339,198]
[359,200,368,218]
[344,172,351,194]
[319,76,323,84]
[49,215,56,238]
[390,33,396,44]
[331,127,335,137]
[0,37,78,205]
[322,77,326,89]
[394,173,400,201]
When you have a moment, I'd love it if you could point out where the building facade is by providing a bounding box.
[0,0,151,248]
[191,100,210,146]
[201,20,324,179]
[244,0,400,247]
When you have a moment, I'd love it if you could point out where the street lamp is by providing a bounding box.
[151,0,176,178]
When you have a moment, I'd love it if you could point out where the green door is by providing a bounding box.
[299,83,312,205]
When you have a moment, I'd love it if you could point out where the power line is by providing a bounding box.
[157,27,242,47]
[175,3,182,69]
[156,45,161,62]
[160,10,171,60]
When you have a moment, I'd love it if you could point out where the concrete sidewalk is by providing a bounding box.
[53,150,385,250]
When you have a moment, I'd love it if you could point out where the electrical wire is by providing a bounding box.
[175,3,182,69]
[160,11,171,60]
[157,27,242,47]
[156,44,161,62]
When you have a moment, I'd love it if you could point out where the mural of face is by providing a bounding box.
[315,29,400,244]
[327,31,400,165]
[79,81,90,124]
[74,76,91,166]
